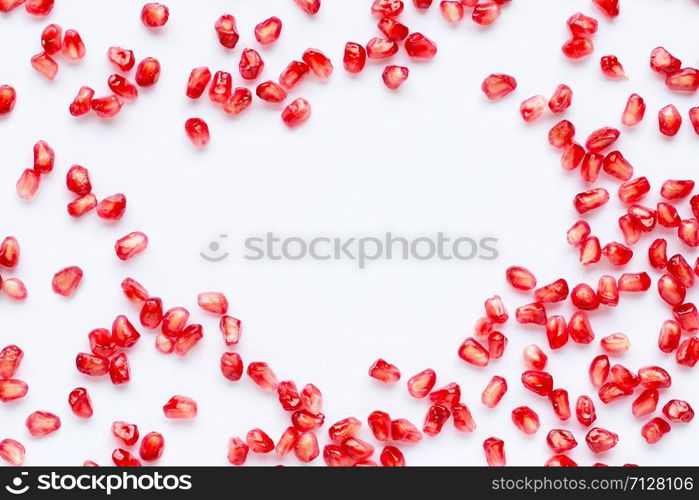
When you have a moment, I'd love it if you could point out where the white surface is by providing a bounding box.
[0,0,698,466]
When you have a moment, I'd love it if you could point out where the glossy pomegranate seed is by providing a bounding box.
[407,368,436,398]
[371,0,404,17]
[139,432,164,461]
[378,17,409,41]
[69,86,94,116]
[597,275,619,307]
[67,387,93,418]
[62,30,86,60]
[505,266,536,290]
[160,307,188,338]
[154,333,173,356]
[522,345,547,370]
[618,272,651,292]
[108,353,130,384]
[440,0,464,21]
[586,127,620,153]
[483,437,505,466]
[580,237,602,266]
[366,411,391,441]
[41,24,62,55]
[294,0,320,15]
[487,332,507,359]
[511,406,539,435]
[519,95,546,123]
[592,0,619,17]
[323,444,351,466]
[549,389,571,420]
[89,328,116,358]
[108,46,135,71]
[247,361,278,391]
[638,366,672,389]
[609,364,638,392]
[369,358,401,383]
[223,87,252,117]
[690,107,699,134]
[549,84,573,113]
[660,180,692,202]
[75,352,108,376]
[481,375,507,408]
[547,429,577,453]
[658,104,682,136]
[197,291,228,315]
[114,231,148,260]
[302,49,333,81]
[548,120,575,148]
[589,355,610,387]
[281,98,311,128]
[561,142,585,171]
[367,38,398,60]
[472,2,501,26]
[452,402,476,432]
[206,71,231,105]
[299,384,322,415]
[515,302,547,325]
[91,95,123,118]
[31,52,58,80]
[63,165,91,197]
[112,448,141,467]
[218,315,241,346]
[600,55,626,79]
[213,14,239,49]
[601,151,632,181]
[641,417,671,444]
[112,421,139,446]
[535,279,569,303]
[404,33,438,59]
[240,49,264,80]
[108,74,138,100]
[141,3,169,28]
[568,311,594,344]
[135,57,160,87]
[0,0,24,13]
[481,74,516,100]
[458,337,490,366]
[0,439,25,466]
[574,188,609,214]
[0,85,17,115]
[575,395,596,426]
[140,297,163,329]
[586,427,619,454]
[343,437,375,461]
[423,404,451,436]
[676,337,699,367]
[567,221,590,246]
[382,65,409,90]
[601,243,632,267]
[26,411,61,437]
[0,379,29,402]
[631,388,659,418]
[658,319,681,353]
[328,417,361,443]
[163,395,197,419]
[278,63,309,92]
[621,93,646,126]
[484,295,508,323]
[657,202,680,228]
[567,12,598,38]
[413,0,434,8]
[473,316,494,337]
[292,409,324,431]
[379,446,405,467]
[619,177,650,205]
[663,400,694,423]
[254,16,282,45]
[601,333,631,354]
[562,38,593,59]
[429,382,461,406]
[628,205,657,231]
[184,67,211,99]
[679,219,699,247]
[121,278,149,306]
[183,118,209,147]
[618,215,641,245]
[666,68,699,92]
[0,236,19,268]
[291,431,318,462]
[1,277,27,301]
[668,254,694,288]
[650,47,681,74]
[0,345,23,378]
[220,352,243,381]
[226,437,249,466]
[277,425,303,454]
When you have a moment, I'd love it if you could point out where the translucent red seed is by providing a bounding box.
[91,95,123,118]
[585,427,618,454]
[622,93,646,126]
[658,104,682,136]
[382,65,409,90]
[650,47,682,74]
[62,30,86,61]
[378,17,409,41]
[247,361,278,391]
[141,3,169,28]
[520,95,547,123]
[407,368,436,398]
[163,395,197,419]
[69,86,95,116]
[282,98,311,128]
[0,439,25,466]
[108,47,135,72]
[600,55,626,79]
[404,33,438,59]
[481,375,507,408]
[549,84,573,113]
[562,38,594,60]
[302,49,334,81]
[481,74,517,100]
[567,12,598,38]
[506,266,537,290]
[483,437,505,466]
[184,118,210,148]
[140,432,165,461]
[254,16,282,45]
[368,358,401,383]
[548,120,575,148]
[41,24,62,55]
[108,74,138,100]
[51,266,83,297]
[26,411,61,437]
[31,52,58,80]
[641,418,671,444]
[135,57,161,87]
[458,337,490,366]
[0,85,17,115]
[472,2,501,26]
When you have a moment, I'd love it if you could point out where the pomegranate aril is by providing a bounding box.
[586,427,618,454]
[597,275,619,307]
[220,352,243,381]
[368,410,391,441]
[240,49,264,80]
[112,448,141,467]
[586,127,620,153]
[197,291,228,314]
[638,366,672,389]
[481,74,516,100]
[219,315,241,346]
[0,345,23,378]
[658,104,682,136]
[429,382,461,406]
[404,32,438,59]
[247,361,278,391]
[174,324,202,356]
[481,375,507,408]
[227,437,249,465]
[662,400,694,423]
[562,38,593,59]
[576,395,597,426]
[31,52,58,80]
[140,432,165,461]
[665,68,699,92]
[547,429,577,453]
[618,272,651,292]
[0,379,29,402]
[209,71,232,104]
[627,206,655,229]
[548,120,575,148]
[658,319,681,352]
[413,0,434,8]
[68,387,93,419]
[458,337,490,366]
[515,302,547,325]
[367,37,398,60]
[483,437,505,466]
[254,16,282,45]
[25,0,53,15]
[600,55,626,79]
[568,311,594,344]
[611,364,639,391]
[488,331,507,359]
[343,437,375,461]
[184,118,210,147]
[62,30,86,60]
[506,265,536,290]
[440,1,463,22]
[511,406,539,435]
[619,177,649,205]
[679,219,699,247]
[378,17,409,42]
[121,278,149,306]
[135,57,160,87]
[109,352,130,384]
[163,395,197,419]
[474,316,494,337]
[2,278,27,301]
[580,153,602,183]
[601,242,632,266]
[371,0,404,17]
[16,169,40,201]
[668,254,694,288]
[0,236,20,268]
[112,315,140,349]
[452,402,477,432]
[382,65,409,90]
[160,307,189,337]
[601,333,631,354]
[294,432,319,463]
[280,61,310,90]
[632,388,659,418]
[561,142,585,171]
[549,389,571,420]
[108,74,138,100]
[574,188,609,214]
[0,85,17,115]
[91,95,123,118]
[658,202,680,228]
[592,0,619,17]
[328,417,362,443]
[484,295,508,323]
[26,411,61,437]
[108,47,135,71]
[549,84,573,113]
[0,0,24,13]
[141,3,169,28]
[567,12,598,38]
[380,446,405,467]
[0,439,25,466]
[423,404,451,436]
[41,23,62,55]
[641,417,671,444]
[282,98,311,128]
[622,93,646,126]
[522,344,547,370]
[112,421,139,446]
[302,49,333,81]
[601,151,632,181]
[185,67,211,99]
[89,328,116,358]
[405,368,435,399]
[69,86,95,116]
[472,2,501,26]
[520,95,547,123]
[223,88,253,116]
[323,444,351,466]
[650,47,681,74]
[140,297,163,329]
[369,358,401,383]
[75,353,109,376]
[589,355,610,388]
[676,337,699,367]
[115,231,148,261]
[567,221,590,246]
[534,279,569,303]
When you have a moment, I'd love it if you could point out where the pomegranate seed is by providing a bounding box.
[661,179,693,201]
[302,49,334,81]
[679,219,699,247]
[0,0,24,13]
[618,272,651,292]
[174,324,203,356]
[567,12,598,38]
[154,333,173,356]
[69,86,94,116]
[483,437,505,466]
[663,400,694,423]
[112,448,141,467]
[206,71,231,105]
[220,352,243,381]
[548,119,575,148]
[367,38,398,60]
[658,104,682,136]
[112,421,139,446]
[68,387,93,418]
[610,364,639,391]
[641,417,671,444]
[380,446,405,466]
[141,3,169,28]
[668,254,694,288]
[278,63,309,92]
[329,417,362,442]
[294,0,320,15]
[472,1,501,26]
[535,279,569,303]
[64,165,91,196]
[26,411,61,437]
[62,30,86,60]
[0,236,20,268]
[160,307,189,338]
[367,411,391,441]
[407,368,436,398]
[519,95,547,123]
[622,93,646,126]
[515,302,547,325]
[523,344,547,370]
[592,0,619,17]
[121,278,149,306]
[382,65,409,90]
[506,266,537,290]
[549,389,571,420]
[632,388,659,418]
[276,426,302,458]
[481,74,516,100]
[658,319,681,352]
[580,152,602,182]
[638,366,672,389]
[676,337,699,367]
[371,0,404,17]
[511,406,540,435]
[423,404,451,436]
[323,444,351,466]
[600,55,626,79]
[601,242,632,266]
[114,231,148,260]
[561,142,585,171]
[602,151,632,181]
[75,353,108,376]
[109,353,130,384]
[599,383,632,408]
[665,68,699,92]
[562,38,593,59]
[0,345,23,378]
[597,275,619,307]
[247,361,278,391]
[586,427,619,454]
[618,214,642,245]
[567,221,591,246]
[108,47,135,71]
[546,430,577,454]
[254,16,282,45]
[211,14,240,49]
[163,395,197,419]
[619,177,650,204]
[690,107,699,134]
[429,382,461,405]
[473,316,494,337]
[576,395,596,426]
[197,291,228,315]
[25,0,53,15]
[31,52,58,80]
[586,127,620,153]
[223,88,253,116]
[299,384,322,415]
[568,311,594,344]
[281,98,311,128]
[452,403,477,432]
[185,67,211,99]
[392,418,423,443]
[108,74,138,100]
[184,118,210,147]
[658,202,681,228]
[89,328,116,358]
[574,188,609,214]
[546,454,578,467]
[0,379,29,402]
[484,295,508,323]
[601,333,631,354]
[404,32,438,59]
[91,95,123,118]
[343,437,375,461]
[219,315,241,346]
[0,439,25,466]
[0,85,17,115]
[227,437,248,465]
[135,57,160,87]
[440,1,464,22]
[240,49,264,80]
[290,431,317,463]
[378,17,409,41]
[487,332,507,359]
[580,237,602,266]
[369,358,401,383]
[458,337,490,366]
[650,47,682,74]
[413,0,434,8]
[41,24,62,55]
[2,278,27,301]
[589,354,610,387]
[139,432,165,462]
[481,375,507,408]
[549,84,573,113]
[140,297,163,329]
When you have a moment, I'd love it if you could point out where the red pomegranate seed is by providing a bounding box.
[0,439,25,466]
[302,49,334,81]
[371,0,404,17]
[109,353,130,384]
[638,366,671,388]
[619,177,650,204]
[300,384,322,415]
[632,388,659,418]
[246,429,274,454]
[184,118,210,147]
[369,358,401,383]
[515,302,547,325]
[254,16,282,45]
[0,0,25,13]
[278,63,309,92]
[247,361,278,391]
[343,437,375,461]
[140,297,163,329]
[382,65,409,90]
[62,30,86,60]
[618,214,642,245]
[589,354,610,387]
[576,395,597,426]
[429,382,461,405]
[481,375,507,408]
[328,417,361,443]
[562,38,593,60]
[323,444,351,466]
[0,236,20,267]
[665,68,699,92]
[223,87,253,116]
[139,432,165,461]
[406,368,436,399]
[423,404,451,436]
[240,49,264,80]
[535,279,569,303]
[64,165,91,196]
[91,95,123,118]
[25,0,54,16]
[519,95,547,123]
[75,352,108,376]
[662,180,693,201]
[163,395,197,419]
[618,272,651,292]
[599,382,631,406]
[597,275,619,306]
[611,364,639,391]
[185,67,211,99]
[668,254,694,288]
[511,406,540,435]
[69,86,94,116]
[108,47,135,71]
[281,98,311,128]
[641,417,671,444]
[601,242,632,266]
[367,411,391,441]
[472,1,501,26]
[658,319,681,352]
[31,52,58,80]
[0,345,23,378]
[458,337,490,366]
[227,438,248,465]
[292,409,325,430]
[568,311,594,344]
[473,316,494,337]
[214,14,239,49]
[484,295,508,323]
[0,379,29,402]
[378,17,409,41]
[567,221,590,246]
[41,24,62,55]
[367,37,398,60]
[220,352,243,381]
[141,3,169,28]
[121,278,149,306]
[154,332,173,354]
[676,337,699,367]
[483,437,505,466]
[586,127,620,153]
[26,411,61,437]
[600,55,626,79]
[548,120,575,148]
[601,333,631,354]
[293,432,319,462]
[112,421,139,446]
[115,232,148,261]
[658,202,680,228]
[219,315,241,346]
[481,74,517,100]
[506,266,537,290]
[277,425,302,455]
[161,307,189,338]
[574,188,609,214]
[68,387,93,418]
[207,71,232,105]
[690,107,699,134]
[567,12,598,37]
[547,429,577,453]
[523,345,547,370]
[440,1,463,22]
[549,84,573,113]
[1,277,27,301]
[112,448,141,467]
[197,291,228,315]
[650,47,682,74]
[487,332,507,359]
[89,328,116,358]
[679,219,699,247]
[108,74,138,100]
[602,151,633,181]
[380,446,405,467]
[579,152,602,182]
[586,427,618,454]
[592,0,619,17]
[658,104,682,136]
[549,389,571,420]
[663,400,694,423]
[0,84,17,115]
[404,33,438,59]
[135,57,160,87]
[561,142,585,171]
[452,403,477,432]
[413,0,434,8]
[622,93,646,126]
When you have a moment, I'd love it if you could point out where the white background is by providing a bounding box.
[0,0,698,466]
